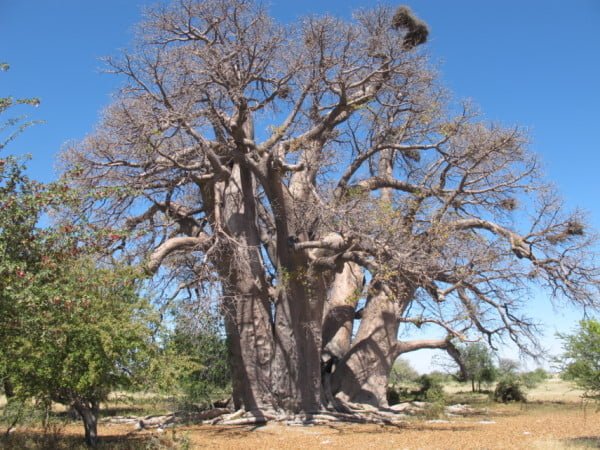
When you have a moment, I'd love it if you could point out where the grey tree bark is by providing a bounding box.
[212,164,275,410]
[331,285,410,407]
[73,400,99,447]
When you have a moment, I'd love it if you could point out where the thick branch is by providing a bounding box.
[146,235,211,274]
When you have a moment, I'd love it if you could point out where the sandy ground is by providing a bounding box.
[1,380,597,449]
[4,403,597,449]
[180,404,599,450]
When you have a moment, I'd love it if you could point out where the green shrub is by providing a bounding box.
[389,358,419,385]
[416,374,445,402]
[558,320,600,401]
[520,368,548,389]
[494,377,526,403]
[386,386,401,406]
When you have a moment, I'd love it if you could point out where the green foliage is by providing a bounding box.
[416,374,445,403]
[0,75,49,393]
[2,258,157,407]
[389,358,419,385]
[520,368,548,389]
[168,322,230,407]
[457,343,497,392]
[426,371,453,385]
[1,66,42,151]
[558,319,600,401]
[142,310,230,409]
[494,376,527,403]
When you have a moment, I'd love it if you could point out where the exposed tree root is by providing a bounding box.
[102,401,485,431]
[102,407,232,429]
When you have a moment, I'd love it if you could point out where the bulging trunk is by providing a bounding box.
[331,285,410,408]
[272,266,328,412]
[217,164,275,411]
[222,287,274,411]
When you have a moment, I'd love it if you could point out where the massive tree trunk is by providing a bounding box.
[264,140,332,412]
[221,287,274,411]
[272,264,328,412]
[73,400,99,447]
[215,164,275,411]
[331,284,410,408]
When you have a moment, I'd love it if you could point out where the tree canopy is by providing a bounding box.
[58,0,600,413]
[456,343,497,393]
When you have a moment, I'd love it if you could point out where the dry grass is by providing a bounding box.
[527,378,586,403]
[1,379,598,449]
[443,377,587,404]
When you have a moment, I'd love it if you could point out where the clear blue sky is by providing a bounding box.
[2,0,599,371]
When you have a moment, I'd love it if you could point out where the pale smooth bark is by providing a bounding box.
[322,262,364,364]
[216,163,275,410]
[331,285,411,407]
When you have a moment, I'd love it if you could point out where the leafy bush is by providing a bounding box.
[427,371,453,384]
[416,374,445,402]
[386,385,419,405]
[386,386,401,406]
[172,327,230,407]
[558,320,600,401]
[520,368,548,389]
[494,377,526,403]
[389,358,419,385]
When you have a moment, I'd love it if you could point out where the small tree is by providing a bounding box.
[558,319,600,402]
[458,343,497,393]
[3,258,157,446]
[167,315,230,407]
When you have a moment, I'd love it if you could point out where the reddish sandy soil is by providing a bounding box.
[4,403,598,449]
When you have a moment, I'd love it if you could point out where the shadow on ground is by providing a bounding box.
[0,430,182,449]
[564,436,600,449]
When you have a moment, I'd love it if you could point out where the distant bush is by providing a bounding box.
[389,358,419,385]
[427,371,453,385]
[520,368,548,389]
[416,374,445,402]
[169,325,230,408]
[494,377,526,403]
[386,373,446,405]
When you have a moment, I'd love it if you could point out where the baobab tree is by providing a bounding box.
[62,0,599,415]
